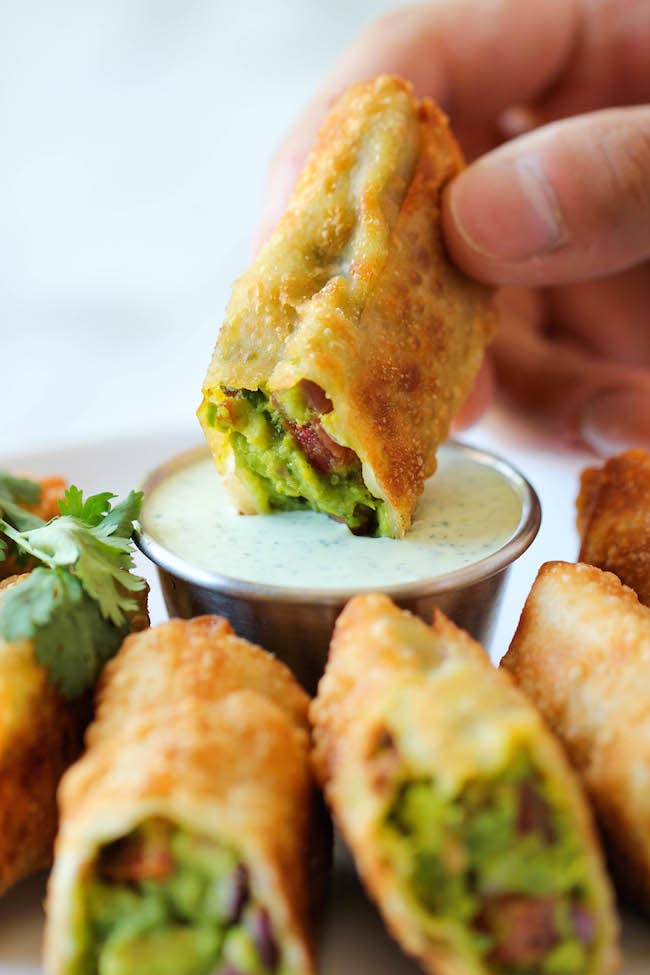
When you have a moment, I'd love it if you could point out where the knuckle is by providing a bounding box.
[599,118,650,216]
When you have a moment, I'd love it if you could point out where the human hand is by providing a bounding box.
[255,0,650,455]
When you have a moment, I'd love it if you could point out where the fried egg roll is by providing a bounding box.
[0,573,88,894]
[577,449,650,606]
[502,560,650,915]
[312,594,618,975]
[45,616,323,975]
[0,574,149,897]
[199,75,494,538]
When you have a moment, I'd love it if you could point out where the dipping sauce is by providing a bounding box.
[141,443,524,591]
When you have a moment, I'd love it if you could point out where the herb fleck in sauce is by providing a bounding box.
[142,445,523,590]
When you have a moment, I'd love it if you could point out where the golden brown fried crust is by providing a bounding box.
[577,449,650,606]
[0,475,67,580]
[44,617,323,975]
[0,573,148,898]
[312,594,619,975]
[0,575,89,896]
[502,560,650,915]
[200,75,494,536]
[0,691,88,896]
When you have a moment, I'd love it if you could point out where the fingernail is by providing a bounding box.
[581,387,650,456]
[450,156,567,262]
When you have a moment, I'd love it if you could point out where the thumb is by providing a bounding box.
[443,107,650,286]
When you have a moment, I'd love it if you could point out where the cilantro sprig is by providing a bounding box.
[0,485,146,698]
[0,567,126,698]
[0,472,44,535]
[0,487,144,627]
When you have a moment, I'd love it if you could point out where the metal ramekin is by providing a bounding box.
[136,443,541,693]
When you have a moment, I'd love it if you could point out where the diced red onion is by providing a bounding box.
[249,906,279,971]
[223,863,249,924]
[571,905,596,946]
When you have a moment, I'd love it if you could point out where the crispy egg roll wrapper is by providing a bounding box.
[0,573,89,893]
[502,560,650,914]
[312,594,618,975]
[45,616,324,975]
[0,574,149,896]
[577,449,650,606]
[199,75,494,537]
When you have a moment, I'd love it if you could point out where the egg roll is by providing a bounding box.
[312,594,618,975]
[502,560,650,915]
[577,449,650,606]
[45,616,324,975]
[0,572,89,894]
[0,573,149,897]
[198,75,494,538]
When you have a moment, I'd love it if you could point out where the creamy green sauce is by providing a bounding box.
[141,444,523,590]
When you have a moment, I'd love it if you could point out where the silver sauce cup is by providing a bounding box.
[136,443,541,693]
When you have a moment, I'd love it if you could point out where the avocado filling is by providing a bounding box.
[203,382,391,536]
[384,756,598,975]
[78,819,284,975]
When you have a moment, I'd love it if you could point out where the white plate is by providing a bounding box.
[1,429,649,974]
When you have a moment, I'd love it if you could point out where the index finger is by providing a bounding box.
[255,0,577,248]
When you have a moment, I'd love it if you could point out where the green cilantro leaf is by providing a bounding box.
[58,485,115,526]
[0,472,42,507]
[0,487,145,626]
[0,472,44,535]
[0,568,126,698]
[94,490,144,539]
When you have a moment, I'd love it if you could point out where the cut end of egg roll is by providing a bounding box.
[312,594,619,975]
[198,75,495,538]
[577,449,650,606]
[502,560,650,916]
[44,617,324,975]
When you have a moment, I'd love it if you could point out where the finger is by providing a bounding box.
[255,0,577,249]
[443,107,650,286]
[492,288,650,455]
[535,0,650,120]
[451,357,494,432]
[545,262,650,368]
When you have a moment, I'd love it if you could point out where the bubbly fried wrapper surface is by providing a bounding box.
[503,560,650,915]
[44,616,323,975]
[312,594,619,975]
[577,448,650,606]
[199,75,494,537]
[0,575,149,897]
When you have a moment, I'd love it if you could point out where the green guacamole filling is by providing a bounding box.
[204,386,391,536]
[76,820,284,975]
[384,755,597,975]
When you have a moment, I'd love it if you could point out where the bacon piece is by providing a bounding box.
[367,728,401,791]
[286,419,357,474]
[100,830,173,883]
[516,782,554,842]
[299,379,333,415]
[478,895,558,967]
